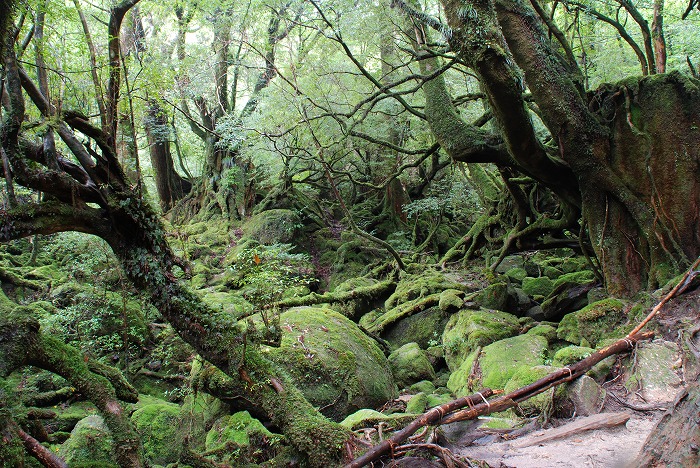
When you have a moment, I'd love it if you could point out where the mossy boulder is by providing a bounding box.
[58,415,116,467]
[448,334,548,397]
[521,276,554,298]
[384,271,465,311]
[552,345,595,366]
[243,209,300,245]
[131,402,182,464]
[505,267,528,283]
[205,411,282,464]
[474,282,508,310]
[340,409,416,430]
[525,324,558,342]
[382,306,449,350]
[557,299,627,347]
[406,392,429,413]
[504,365,564,416]
[388,343,436,389]
[442,308,521,371]
[178,392,229,451]
[263,307,397,421]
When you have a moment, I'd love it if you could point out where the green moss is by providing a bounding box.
[381,306,448,350]
[504,267,528,283]
[204,411,282,464]
[426,392,453,408]
[521,277,554,298]
[525,324,558,342]
[131,402,182,464]
[410,380,436,394]
[504,365,564,416]
[552,345,594,366]
[339,409,415,430]
[384,271,465,310]
[552,270,596,289]
[58,415,115,466]
[243,209,301,245]
[475,282,508,310]
[439,289,464,311]
[258,307,397,421]
[556,299,627,346]
[406,392,428,413]
[387,343,436,389]
[450,334,548,396]
[442,308,521,371]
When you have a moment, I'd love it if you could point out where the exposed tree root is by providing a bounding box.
[269,279,396,312]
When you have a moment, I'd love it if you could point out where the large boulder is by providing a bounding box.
[205,411,282,464]
[243,209,301,245]
[388,342,436,389]
[442,308,521,371]
[58,415,115,466]
[131,402,182,464]
[382,305,450,349]
[264,307,397,421]
[448,334,548,397]
[557,298,628,347]
[626,340,682,403]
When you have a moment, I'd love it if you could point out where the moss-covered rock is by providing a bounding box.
[552,345,595,366]
[382,306,448,350]
[406,392,428,413]
[504,365,564,416]
[439,289,464,311]
[525,324,558,342]
[505,267,528,283]
[384,271,465,311]
[448,334,548,396]
[557,299,627,347]
[474,282,508,310]
[521,276,554,298]
[131,402,182,464]
[243,209,301,245]
[410,380,436,394]
[261,307,397,421]
[58,415,116,466]
[388,343,436,389]
[205,411,282,464]
[339,409,415,430]
[177,391,229,451]
[551,270,596,289]
[442,308,521,371]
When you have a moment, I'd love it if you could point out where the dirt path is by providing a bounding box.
[457,413,661,468]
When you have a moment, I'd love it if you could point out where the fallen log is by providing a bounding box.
[510,412,630,448]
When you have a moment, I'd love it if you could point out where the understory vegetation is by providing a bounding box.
[1,0,700,466]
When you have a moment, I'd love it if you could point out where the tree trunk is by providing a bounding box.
[144,100,191,211]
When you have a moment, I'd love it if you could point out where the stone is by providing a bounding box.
[448,334,548,397]
[442,308,521,371]
[388,342,436,389]
[627,340,682,403]
[521,276,555,298]
[131,402,182,464]
[475,282,509,310]
[557,299,628,347]
[262,307,397,421]
[205,411,282,464]
[504,365,564,416]
[565,375,606,416]
[58,415,115,466]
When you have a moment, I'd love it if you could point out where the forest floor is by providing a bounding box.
[457,405,662,467]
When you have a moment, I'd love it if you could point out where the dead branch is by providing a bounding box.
[345,389,495,468]
[626,256,700,338]
[510,412,629,448]
[17,426,68,468]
